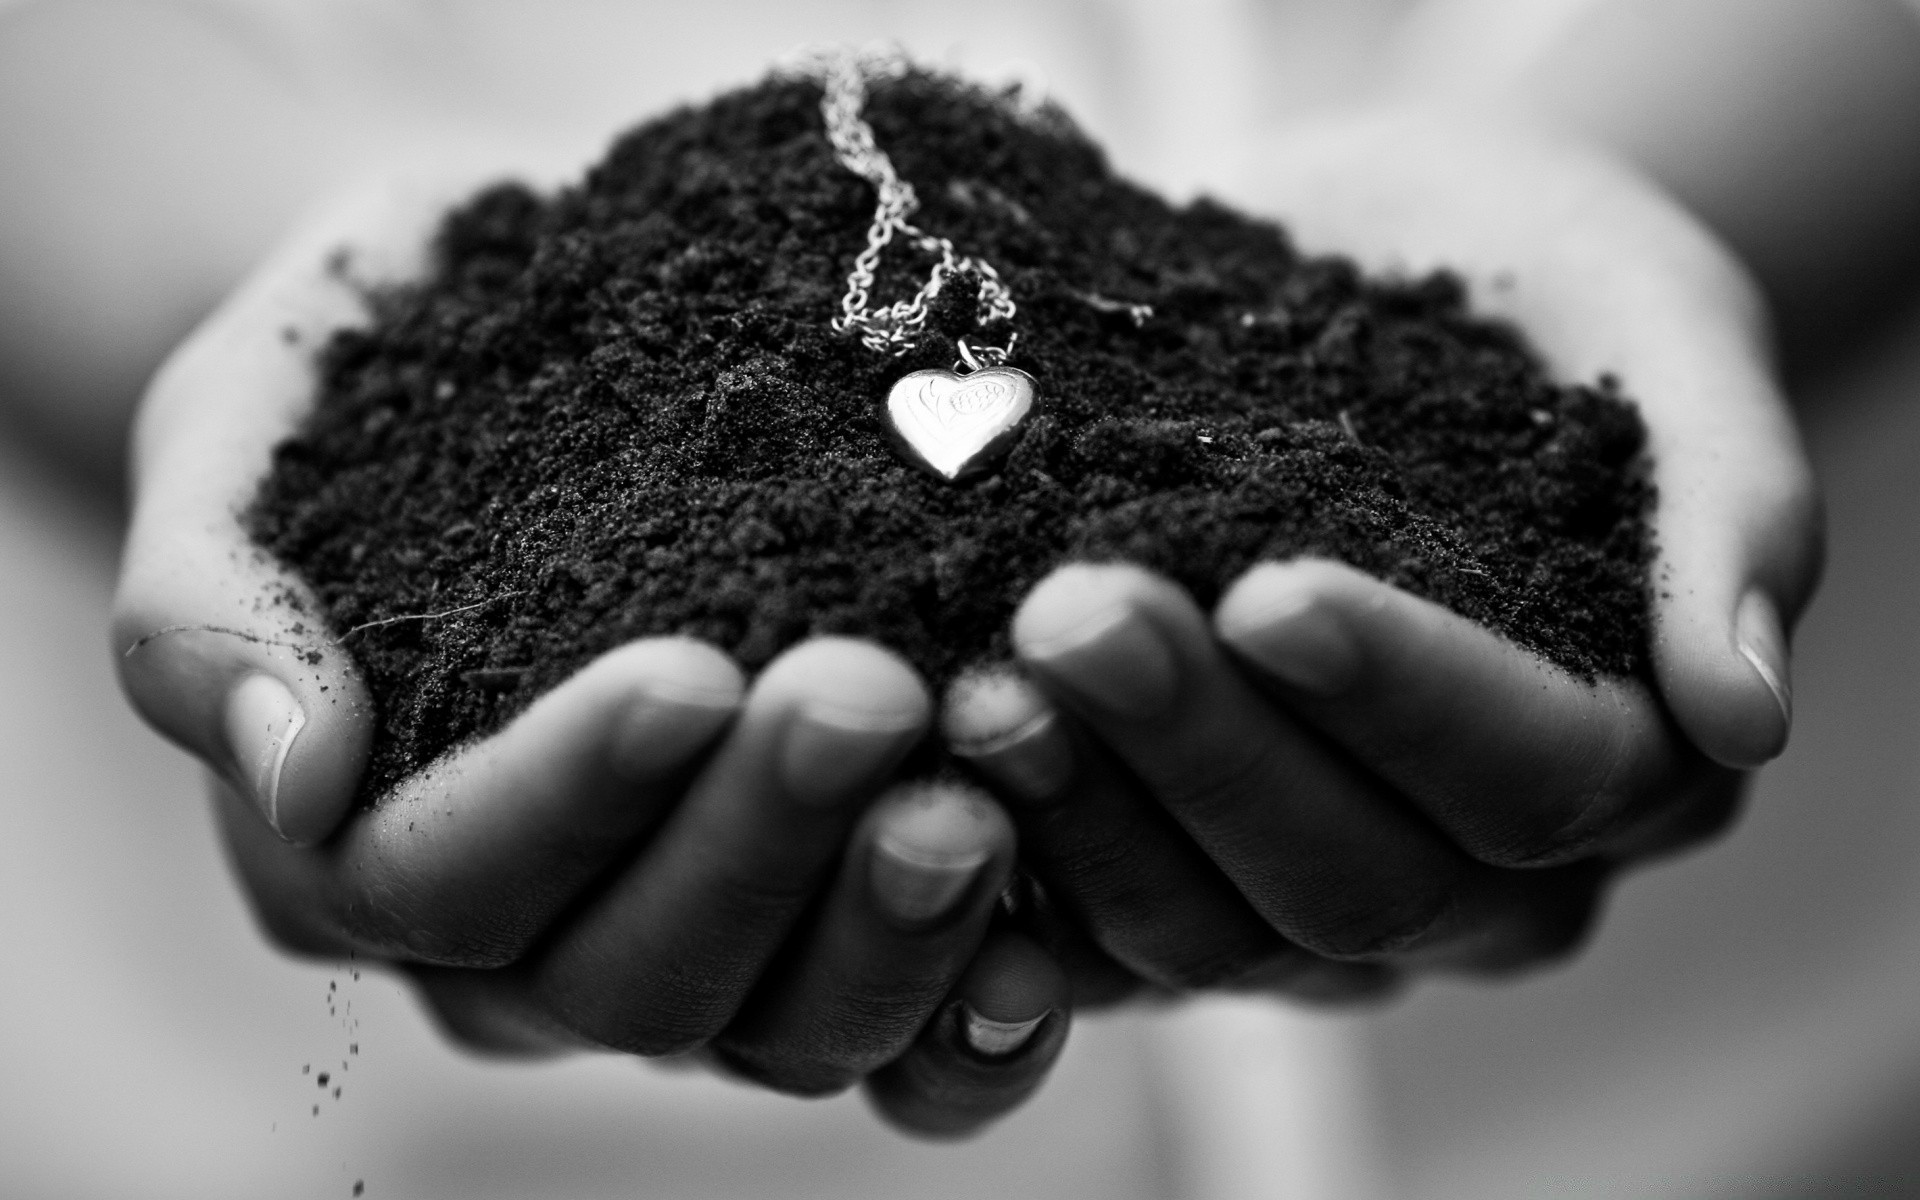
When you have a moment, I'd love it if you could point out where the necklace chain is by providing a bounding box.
[810,53,1017,365]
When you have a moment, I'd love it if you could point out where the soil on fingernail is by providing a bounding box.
[246,67,1653,801]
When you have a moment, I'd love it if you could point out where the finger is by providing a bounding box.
[1538,227,1822,769]
[1639,354,1820,769]
[1026,906,1153,1010]
[944,668,1375,994]
[1604,768,1746,866]
[523,638,930,1056]
[1013,563,1493,960]
[405,965,584,1059]
[864,931,1071,1140]
[949,673,1550,985]
[710,781,1015,1095]
[1214,558,1730,866]
[111,177,485,843]
[214,637,744,964]
[992,841,1399,1004]
[1399,861,1609,977]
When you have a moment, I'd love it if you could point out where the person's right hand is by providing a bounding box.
[110,172,1069,1138]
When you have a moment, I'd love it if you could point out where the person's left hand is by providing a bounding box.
[941,109,1820,1000]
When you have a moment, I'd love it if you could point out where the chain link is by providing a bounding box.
[801,51,1018,365]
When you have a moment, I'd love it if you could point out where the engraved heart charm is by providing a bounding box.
[885,366,1038,482]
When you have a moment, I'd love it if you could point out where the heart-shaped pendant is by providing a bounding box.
[885,366,1038,482]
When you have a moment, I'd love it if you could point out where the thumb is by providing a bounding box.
[112,559,372,846]
[1642,340,1822,768]
[1503,175,1824,769]
[110,180,444,841]
[1237,113,1823,769]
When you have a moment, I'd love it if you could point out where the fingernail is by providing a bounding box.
[223,674,306,837]
[943,671,1075,802]
[609,681,741,782]
[958,710,1075,801]
[960,1005,1047,1057]
[1216,574,1359,697]
[1019,603,1177,720]
[870,832,989,927]
[1735,588,1792,736]
[779,701,924,806]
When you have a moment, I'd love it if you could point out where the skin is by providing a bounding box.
[57,0,1873,1140]
[943,111,1819,997]
[112,115,1819,1128]
[111,172,1066,1136]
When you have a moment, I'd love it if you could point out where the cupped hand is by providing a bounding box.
[110,172,1066,1137]
[945,109,1820,995]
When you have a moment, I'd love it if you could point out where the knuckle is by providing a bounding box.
[218,839,350,959]
[1153,947,1290,991]
[1439,865,1610,977]
[1123,927,1295,991]
[1648,772,1746,855]
[1470,811,1605,869]
[1272,961,1404,1007]
[1521,906,1601,970]
[550,978,735,1058]
[1609,766,1745,863]
[419,1007,515,1056]
[710,868,825,930]
[719,982,949,1095]
[244,887,344,959]
[410,969,573,1058]
[1152,738,1290,822]
[392,927,525,970]
[1469,893,1605,977]
[1476,716,1663,868]
[1288,888,1458,961]
[335,876,532,968]
[710,1040,862,1098]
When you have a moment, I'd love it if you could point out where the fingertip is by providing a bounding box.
[1214,559,1366,697]
[257,667,375,845]
[114,601,370,846]
[864,931,1073,1139]
[223,674,307,838]
[599,636,747,702]
[871,782,1016,865]
[408,966,583,1060]
[596,638,746,783]
[1645,389,1819,769]
[1013,565,1184,721]
[942,669,1075,803]
[956,932,1068,1057]
[1734,588,1793,731]
[941,667,1047,747]
[751,639,932,808]
[758,636,933,731]
[1012,562,1197,658]
[866,782,1015,929]
[112,532,375,845]
[1658,587,1792,769]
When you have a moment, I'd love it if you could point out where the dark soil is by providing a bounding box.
[248,69,1653,800]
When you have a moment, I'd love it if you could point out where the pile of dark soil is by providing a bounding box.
[248,68,1653,800]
